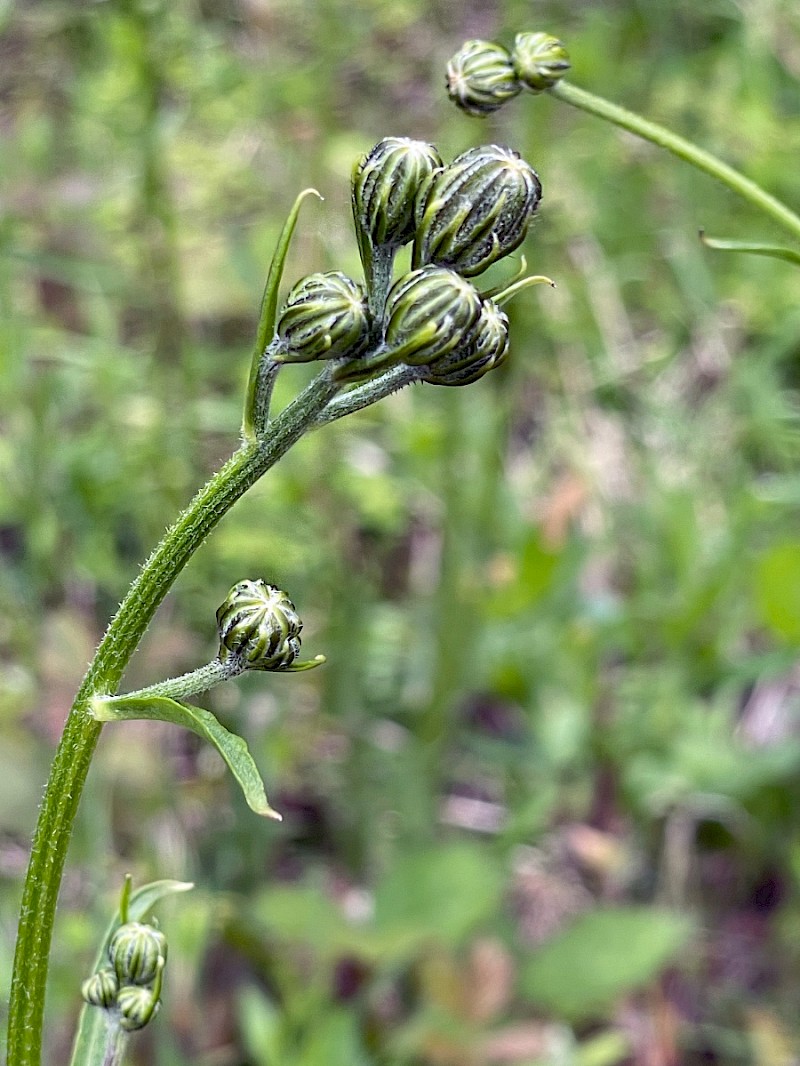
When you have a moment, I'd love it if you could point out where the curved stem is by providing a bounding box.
[7,368,338,1066]
[107,657,244,703]
[314,365,419,426]
[549,80,800,244]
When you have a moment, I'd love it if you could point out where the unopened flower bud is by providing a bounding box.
[109,922,167,986]
[81,968,119,1009]
[352,137,443,251]
[216,580,304,671]
[276,272,371,363]
[383,266,482,367]
[512,32,571,92]
[446,39,522,116]
[422,297,509,386]
[117,984,161,1032]
[413,145,542,277]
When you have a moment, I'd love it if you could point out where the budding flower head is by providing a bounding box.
[276,272,371,363]
[81,968,119,1009]
[446,39,522,116]
[217,580,305,671]
[383,265,482,367]
[117,983,161,1032]
[352,137,443,252]
[421,297,510,386]
[413,145,542,278]
[109,921,167,986]
[512,32,571,92]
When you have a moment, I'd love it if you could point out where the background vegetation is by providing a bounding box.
[3,0,800,1062]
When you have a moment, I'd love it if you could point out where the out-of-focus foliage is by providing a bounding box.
[3,0,800,1063]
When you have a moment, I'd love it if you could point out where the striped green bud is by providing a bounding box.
[412,145,542,278]
[352,137,443,250]
[422,297,509,386]
[109,922,167,986]
[512,32,571,92]
[446,39,522,116]
[117,985,161,1032]
[383,266,482,367]
[276,272,371,363]
[81,968,119,1009]
[216,580,303,672]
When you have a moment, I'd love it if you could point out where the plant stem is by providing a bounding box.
[7,368,338,1066]
[107,658,244,703]
[549,80,800,245]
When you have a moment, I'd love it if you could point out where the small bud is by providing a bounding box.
[412,145,542,278]
[276,272,371,363]
[81,968,119,1009]
[383,266,482,367]
[217,579,303,671]
[352,137,443,251]
[109,922,167,986]
[117,984,161,1032]
[446,39,522,116]
[512,32,571,92]
[422,297,509,386]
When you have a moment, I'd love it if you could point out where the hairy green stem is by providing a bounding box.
[7,368,338,1066]
[549,80,800,244]
[108,658,244,703]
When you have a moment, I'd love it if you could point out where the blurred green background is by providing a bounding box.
[3,0,800,1063]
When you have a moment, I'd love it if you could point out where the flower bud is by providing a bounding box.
[216,579,303,671]
[117,985,161,1032]
[352,137,443,250]
[446,39,522,116]
[383,266,482,368]
[412,145,542,278]
[512,32,571,92]
[81,968,119,1009]
[109,922,167,986]
[421,297,509,386]
[276,272,371,363]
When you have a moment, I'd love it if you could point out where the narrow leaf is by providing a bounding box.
[91,694,282,820]
[243,188,323,438]
[69,879,193,1066]
[699,230,800,266]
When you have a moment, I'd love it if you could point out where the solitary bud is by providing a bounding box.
[413,145,542,277]
[422,297,509,386]
[117,984,161,1032]
[512,32,571,92]
[276,272,371,363]
[383,266,482,367]
[109,922,167,986]
[352,137,443,251]
[217,580,304,671]
[446,39,522,116]
[81,968,119,1009]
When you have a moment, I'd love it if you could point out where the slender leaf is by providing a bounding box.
[242,188,323,438]
[699,230,800,266]
[90,695,282,819]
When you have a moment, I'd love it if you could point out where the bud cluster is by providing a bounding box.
[81,920,167,1033]
[446,32,571,117]
[274,136,544,388]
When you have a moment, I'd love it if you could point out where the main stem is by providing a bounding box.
[7,369,338,1066]
[549,80,800,245]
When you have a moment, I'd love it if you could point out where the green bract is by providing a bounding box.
[109,922,167,987]
[412,145,542,277]
[446,39,522,116]
[276,271,371,363]
[512,31,571,92]
[352,137,443,251]
[383,265,482,367]
[216,579,304,671]
[422,297,509,386]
